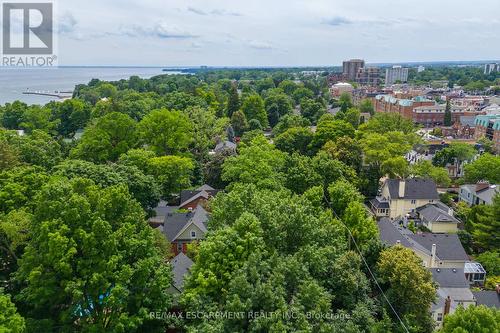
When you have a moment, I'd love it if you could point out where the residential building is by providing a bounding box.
[211,140,237,155]
[459,182,499,206]
[385,66,409,85]
[179,184,220,210]
[356,67,380,86]
[440,116,476,139]
[472,290,500,308]
[330,82,354,97]
[405,144,448,165]
[169,252,194,295]
[370,178,439,219]
[342,59,365,81]
[484,63,499,75]
[412,104,471,126]
[163,204,209,255]
[374,94,435,120]
[377,219,470,268]
[416,202,460,233]
[474,114,500,153]
[431,268,476,329]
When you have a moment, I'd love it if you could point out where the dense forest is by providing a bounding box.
[0,70,499,332]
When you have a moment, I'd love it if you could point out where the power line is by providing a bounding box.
[323,193,410,333]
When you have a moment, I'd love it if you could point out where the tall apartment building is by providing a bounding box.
[484,63,499,75]
[356,67,380,86]
[343,59,365,81]
[385,65,409,85]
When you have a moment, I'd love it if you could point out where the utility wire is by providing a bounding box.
[323,193,410,333]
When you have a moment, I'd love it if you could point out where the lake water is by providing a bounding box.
[0,67,174,105]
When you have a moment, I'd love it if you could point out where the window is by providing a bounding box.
[429,200,434,203]
[411,200,416,204]
[437,313,443,322]
[177,242,183,251]
[191,230,196,238]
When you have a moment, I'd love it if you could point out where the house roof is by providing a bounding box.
[377,218,414,248]
[417,203,460,224]
[408,234,469,261]
[170,252,194,292]
[385,178,439,200]
[473,291,500,308]
[215,140,237,152]
[370,197,390,209]
[431,268,469,288]
[179,184,219,207]
[163,205,209,242]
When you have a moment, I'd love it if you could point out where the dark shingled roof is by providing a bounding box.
[163,205,209,242]
[473,291,500,308]
[408,233,468,261]
[386,178,439,200]
[417,203,460,224]
[370,197,390,209]
[377,218,413,248]
[179,184,219,206]
[170,252,193,292]
[431,268,469,288]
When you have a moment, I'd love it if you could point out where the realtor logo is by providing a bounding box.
[1,1,57,66]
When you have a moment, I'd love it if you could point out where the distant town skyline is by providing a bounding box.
[51,0,500,66]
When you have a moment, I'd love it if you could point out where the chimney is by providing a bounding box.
[430,243,437,268]
[398,180,405,198]
[444,296,451,316]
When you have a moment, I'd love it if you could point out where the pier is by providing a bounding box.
[22,90,73,99]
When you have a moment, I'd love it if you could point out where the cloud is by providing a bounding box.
[121,22,198,39]
[249,40,273,50]
[187,6,241,17]
[187,7,206,15]
[323,16,352,26]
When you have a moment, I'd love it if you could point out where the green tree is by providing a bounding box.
[328,179,364,217]
[311,119,355,150]
[265,92,293,127]
[118,148,156,173]
[468,194,500,251]
[148,156,195,198]
[188,107,228,160]
[476,251,500,275]
[338,92,353,112]
[377,246,437,333]
[241,94,269,128]
[48,99,91,137]
[300,97,326,123]
[14,178,172,332]
[342,201,379,250]
[222,136,286,190]
[291,87,314,104]
[53,160,161,211]
[9,130,63,169]
[359,99,375,115]
[1,101,27,129]
[381,157,411,179]
[439,305,499,333]
[359,112,415,135]
[321,136,363,171]
[464,153,500,184]
[272,114,311,136]
[444,99,452,126]
[71,112,137,163]
[412,160,451,187]
[274,127,313,155]
[0,139,19,171]
[19,106,59,134]
[138,109,193,155]
[226,84,240,118]
[344,107,361,128]
[230,110,248,137]
[0,289,25,333]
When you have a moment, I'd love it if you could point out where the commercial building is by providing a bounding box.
[342,59,365,81]
[385,65,409,85]
[356,67,380,86]
[330,82,354,97]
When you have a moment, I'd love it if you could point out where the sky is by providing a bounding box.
[49,0,500,66]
